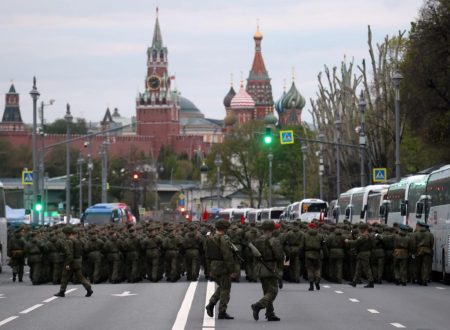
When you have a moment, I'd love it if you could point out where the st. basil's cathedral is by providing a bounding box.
[0,9,306,160]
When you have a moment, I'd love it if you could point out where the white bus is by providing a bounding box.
[352,185,390,224]
[247,209,262,224]
[232,208,254,224]
[416,165,450,281]
[334,187,363,223]
[366,188,389,224]
[260,207,285,223]
[0,182,7,273]
[385,175,428,227]
[286,199,328,223]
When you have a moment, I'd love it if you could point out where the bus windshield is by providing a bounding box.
[83,212,113,225]
[302,202,327,213]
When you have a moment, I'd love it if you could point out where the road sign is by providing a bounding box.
[280,130,294,145]
[22,170,33,185]
[373,168,387,182]
[139,207,145,216]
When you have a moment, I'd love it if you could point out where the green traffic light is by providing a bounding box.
[264,135,273,144]
[34,203,43,212]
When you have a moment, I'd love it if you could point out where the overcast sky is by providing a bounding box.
[0,0,424,125]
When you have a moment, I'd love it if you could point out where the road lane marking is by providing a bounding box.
[0,316,18,327]
[367,309,379,314]
[390,323,406,328]
[202,280,216,329]
[172,281,198,330]
[43,297,58,303]
[323,285,330,288]
[65,288,77,294]
[0,294,5,299]
[349,298,359,302]
[436,286,446,290]
[20,304,43,314]
[335,290,344,294]
[112,291,138,297]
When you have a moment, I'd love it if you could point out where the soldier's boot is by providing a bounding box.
[364,281,374,288]
[315,281,320,290]
[12,273,16,282]
[251,303,263,321]
[348,281,357,287]
[205,302,215,317]
[278,279,283,289]
[54,291,65,297]
[309,282,314,291]
[85,288,94,297]
[218,312,234,320]
[267,315,281,322]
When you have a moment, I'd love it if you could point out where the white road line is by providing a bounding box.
[323,285,330,288]
[0,316,18,327]
[349,298,359,303]
[65,288,78,294]
[390,323,406,328]
[367,309,380,314]
[202,280,216,328]
[43,296,58,303]
[335,290,344,294]
[171,281,199,330]
[20,304,43,314]
[436,286,446,290]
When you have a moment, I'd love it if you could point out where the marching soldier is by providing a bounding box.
[303,222,325,291]
[54,226,93,297]
[347,223,375,288]
[7,228,26,282]
[251,220,284,322]
[205,220,236,320]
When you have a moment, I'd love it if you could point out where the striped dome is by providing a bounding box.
[230,83,255,109]
[282,82,305,110]
[275,91,286,114]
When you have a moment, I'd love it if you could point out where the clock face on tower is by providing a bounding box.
[147,75,161,90]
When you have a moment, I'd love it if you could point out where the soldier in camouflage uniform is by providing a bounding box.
[25,231,45,285]
[347,223,374,288]
[103,230,123,283]
[183,226,202,281]
[251,220,284,322]
[54,226,93,297]
[303,222,325,291]
[371,227,385,284]
[7,228,26,282]
[326,227,345,283]
[414,221,434,286]
[244,224,259,282]
[205,220,236,320]
[283,222,303,283]
[393,225,411,286]
[163,226,182,282]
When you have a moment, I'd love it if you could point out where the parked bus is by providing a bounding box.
[260,207,285,223]
[232,208,254,224]
[351,185,389,224]
[416,165,450,281]
[286,199,328,223]
[247,209,262,224]
[334,187,363,223]
[385,175,428,227]
[366,187,389,224]
[0,182,7,273]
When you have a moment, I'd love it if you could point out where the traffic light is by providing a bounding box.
[34,194,43,212]
[264,126,273,144]
[132,172,140,182]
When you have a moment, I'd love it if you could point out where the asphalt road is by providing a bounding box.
[0,267,449,330]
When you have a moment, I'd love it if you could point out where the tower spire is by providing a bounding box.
[152,7,163,49]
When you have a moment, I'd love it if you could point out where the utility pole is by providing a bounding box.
[65,103,73,223]
[30,77,40,224]
[100,139,109,203]
[334,104,342,198]
[392,70,403,182]
[77,156,85,216]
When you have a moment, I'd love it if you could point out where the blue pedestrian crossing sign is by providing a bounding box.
[22,170,33,185]
[373,168,387,183]
[280,130,294,145]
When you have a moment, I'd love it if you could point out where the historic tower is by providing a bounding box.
[136,8,180,143]
[246,24,274,120]
[0,83,25,131]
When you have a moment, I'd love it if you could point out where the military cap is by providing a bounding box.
[261,220,275,231]
[358,222,369,230]
[62,226,76,235]
[215,220,230,230]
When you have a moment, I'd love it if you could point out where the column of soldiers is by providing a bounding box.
[6,219,434,288]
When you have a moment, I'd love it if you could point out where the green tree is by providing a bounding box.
[401,0,450,163]
[45,118,88,135]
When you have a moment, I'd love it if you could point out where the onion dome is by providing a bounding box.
[230,81,255,109]
[254,24,263,40]
[224,113,237,126]
[223,86,236,107]
[282,82,306,110]
[264,112,277,126]
[200,162,209,173]
[275,91,286,115]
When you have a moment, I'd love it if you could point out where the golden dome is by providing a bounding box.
[254,20,263,39]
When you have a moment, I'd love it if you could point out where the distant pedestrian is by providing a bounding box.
[54,226,93,298]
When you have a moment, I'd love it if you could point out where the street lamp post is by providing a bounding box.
[86,135,94,207]
[214,154,222,208]
[65,103,73,223]
[392,70,403,182]
[301,144,307,199]
[268,152,273,208]
[77,156,85,217]
[100,139,109,203]
[318,133,325,200]
[30,77,40,224]
[155,164,164,212]
[334,105,342,198]
[39,99,54,224]
[358,90,367,187]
